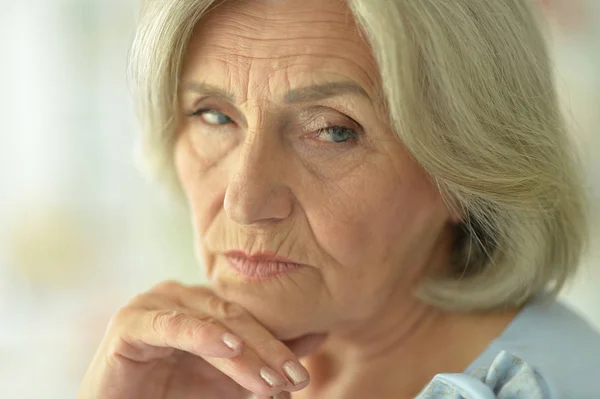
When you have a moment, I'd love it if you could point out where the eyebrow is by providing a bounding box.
[183,82,236,103]
[284,82,370,103]
[182,81,370,104]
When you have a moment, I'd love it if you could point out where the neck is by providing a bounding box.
[302,301,519,399]
[298,231,521,399]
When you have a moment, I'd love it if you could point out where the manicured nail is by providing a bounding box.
[283,360,309,385]
[221,333,243,351]
[260,366,286,387]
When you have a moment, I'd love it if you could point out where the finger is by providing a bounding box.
[127,292,174,309]
[178,290,311,391]
[208,352,291,397]
[112,307,290,396]
[220,317,311,390]
[150,280,185,295]
[113,308,243,360]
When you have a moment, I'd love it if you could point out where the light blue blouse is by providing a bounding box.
[416,298,600,398]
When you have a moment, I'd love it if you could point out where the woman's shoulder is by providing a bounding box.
[417,299,600,398]
[483,299,600,397]
[417,351,547,398]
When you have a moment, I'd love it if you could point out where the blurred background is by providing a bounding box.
[0,0,598,398]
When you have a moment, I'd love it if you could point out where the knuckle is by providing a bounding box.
[253,337,286,356]
[204,294,247,321]
[152,310,221,344]
[110,306,135,328]
[205,294,227,315]
[189,315,221,342]
[105,306,139,337]
[151,280,183,294]
[127,292,161,308]
[187,285,212,296]
[150,309,182,336]
[220,301,248,321]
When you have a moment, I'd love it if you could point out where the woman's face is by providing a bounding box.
[175,0,455,340]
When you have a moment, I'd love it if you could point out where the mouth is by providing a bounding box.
[223,250,305,280]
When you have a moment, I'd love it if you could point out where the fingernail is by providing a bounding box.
[259,366,286,387]
[283,360,309,385]
[221,333,243,351]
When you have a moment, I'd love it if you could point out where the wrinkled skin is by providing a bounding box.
[77,0,466,398]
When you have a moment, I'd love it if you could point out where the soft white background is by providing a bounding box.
[0,1,598,398]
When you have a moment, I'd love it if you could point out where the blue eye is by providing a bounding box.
[195,109,233,125]
[317,126,359,143]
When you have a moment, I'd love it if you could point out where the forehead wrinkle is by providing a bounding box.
[201,50,380,102]
[184,1,384,107]
[202,27,370,60]
[194,1,366,54]
[223,0,355,29]
[212,19,360,42]
[199,26,381,97]
[194,56,285,126]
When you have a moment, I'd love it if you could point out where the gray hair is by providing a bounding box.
[128,0,590,311]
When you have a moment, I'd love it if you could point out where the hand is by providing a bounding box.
[78,281,321,399]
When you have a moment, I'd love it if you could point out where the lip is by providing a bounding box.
[223,250,304,280]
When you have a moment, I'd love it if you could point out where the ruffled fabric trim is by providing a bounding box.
[416,351,545,398]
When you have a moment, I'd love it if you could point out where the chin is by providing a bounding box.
[209,259,331,340]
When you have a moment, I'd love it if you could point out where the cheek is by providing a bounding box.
[174,135,228,235]
[306,161,448,279]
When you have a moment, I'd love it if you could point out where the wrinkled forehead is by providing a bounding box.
[180,0,381,103]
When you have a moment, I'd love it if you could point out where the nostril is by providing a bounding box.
[224,180,293,225]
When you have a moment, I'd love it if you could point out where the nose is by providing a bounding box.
[223,135,294,225]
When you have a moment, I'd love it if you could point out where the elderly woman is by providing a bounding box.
[79,0,600,398]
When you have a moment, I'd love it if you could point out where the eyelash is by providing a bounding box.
[313,125,359,144]
[188,108,233,124]
[186,108,360,144]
